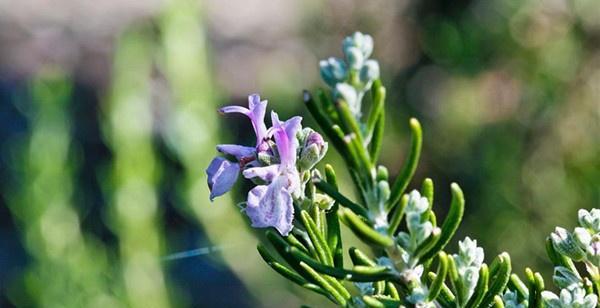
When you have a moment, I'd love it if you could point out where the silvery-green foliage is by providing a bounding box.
[550,227,587,261]
[553,266,582,289]
[320,32,380,118]
[579,209,600,233]
[453,237,484,301]
[551,211,600,267]
[397,190,435,254]
[542,285,598,308]
[503,290,527,308]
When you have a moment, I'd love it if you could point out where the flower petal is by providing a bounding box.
[216,144,256,160]
[247,94,268,143]
[219,105,249,115]
[219,94,268,147]
[242,164,280,182]
[206,157,240,201]
[245,176,294,236]
[270,112,302,168]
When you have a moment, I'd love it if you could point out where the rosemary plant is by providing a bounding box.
[206,32,599,308]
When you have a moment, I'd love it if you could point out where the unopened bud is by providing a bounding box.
[574,227,592,248]
[343,32,373,62]
[334,83,360,116]
[344,47,364,69]
[359,59,380,85]
[579,209,600,233]
[376,165,389,181]
[553,266,581,289]
[377,181,390,202]
[314,193,334,210]
[319,57,348,87]
[298,131,328,171]
[551,227,586,261]
[587,239,600,267]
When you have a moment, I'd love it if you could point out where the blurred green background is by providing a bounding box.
[0,0,598,307]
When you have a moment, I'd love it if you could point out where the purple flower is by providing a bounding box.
[243,112,302,235]
[219,94,268,150]
[206,94,308,236]
[298,130,327,170]
[206,157,240,201]
[207,94,268,200]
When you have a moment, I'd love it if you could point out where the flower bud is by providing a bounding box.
[586,239,600,267]
[298,131,328,171]
[551,227,586,261]
[359,59,380,85]
[400,265,424,286]
[413,222,434,245]
[313,193,334,210]
[376,165,389,181]
[574,227,592,248]
[407,190,429,214]
[377,180,390,202]
[319,57,348,87]
[579,209,600,233]
[257,151,275,165]
[344,47,364,69]
[456,237,484,268]
[553,266,581,289]
[343,32,374,62]
[334,83,360,116]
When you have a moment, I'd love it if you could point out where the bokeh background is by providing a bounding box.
[0,0,598,307]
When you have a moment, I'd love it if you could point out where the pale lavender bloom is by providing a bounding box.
[206,157,240,201]
[244,112,302,235]
[219,94,268,150]
[216,144,256,160]
[207,94,268,200]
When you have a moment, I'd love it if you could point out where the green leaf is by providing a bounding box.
[387,118,423,208]
[421,178,434,207]
[386,282,400,300]
[339,208,394,247]
[466,264,489,308]
[507,273,529,302]
[428,272,457,307]
[492,295,505,308]
[525,268,544,308]
[265,230,314,282]
[414,227,441,261]
[388,194,409,235]
[428,252,449,302]
[447,256,467,305]
[304,91,345,155]
[366,79,386,141]
[349,247,376,266]
[299,262,347,306]
[349,247,388,296]
[479,253,512,308]
[362,295,384,308]
[300,210,334,266]
[288,247,397,282]
[324,164,343,268]
[370,113,385,164]
[367,80,386,163]
[286,233,309,254]
[420,183,465,262]
[335,99,373,174]
[257,244,333,298]
[316,88,338,122]
[314,180,368,217]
